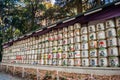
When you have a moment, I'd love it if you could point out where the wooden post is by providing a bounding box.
[13,65,15,75]
[57,70,59,80]
[22,67,24,78]
[0,64,2,71]
[6,65,8,72]
[37,68,40,80]
[97,0,101,6]
[76,0,82,14]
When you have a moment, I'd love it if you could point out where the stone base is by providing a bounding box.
[0,63,120,80]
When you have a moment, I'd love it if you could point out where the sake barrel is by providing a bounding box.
[98,48,107,57]
[63,45,68,52]
[67,59,74,66]
[106,28,116,38]
[58,33,63,40]
[98,40,107,48]
[62,52,68,59]
[49,41,53,47]
[63,27,68,32]
[105,19,115,29]
[41,42,45,49]
[89,33,96,40]
[44,54,47,59]
[90,58,98,66]
[107,37,117,47]
[82,58,89,66]
[52,47,57,53]
[39,37,41,42]
[68,25,74,31]
[58,40,63,46]
[99,58,108,67]
[32,49,35,54]
[42,35,45,42]
[45,48,48,53]
[81,50,89,58]
[38,43,42,48]
[63,39,68,45]
[52,53,57,58]
[44,59,48,65]
[58,46,63,52]
[52,59,57,65]
[74,29,80,36]
[108,47,119,56]
[81,42,88,50]
[56,59,62,66]
[88,25,96,33]
[57,52,62,59]
[74,23,81,29]
[68,37,74,44]
[48,53,52,59]
[41,49,45,53]
[81,34,88,42]
[74,43,81,51]
[67,31,71,38]
[58,29,63,34]
[119,47,120,55]
[89,49,97,57]
[74,36,80,43]
[63,32,68,38]
[40,59,44,65]
[96,23,105,31]
[89,41,97,49]
[68,52,74,58]
[81,27,87,34]
[70,31,74,37]
[74,58,81,66]
[97,31,105,39]
[109,57,119,67]
[54,34,58,40]
[48,36,53,41]
[48,47,52,53]
[29,55,32,59]
[74,51,81,58]
[117,28,120,38]
[62,59,67,66]
[116,17,120,27]
[48,59,52,65]
[54,30,57,35]
[41,54,44,59]
[45,36,48,41]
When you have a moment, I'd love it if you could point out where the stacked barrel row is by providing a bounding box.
[2,17,120,67]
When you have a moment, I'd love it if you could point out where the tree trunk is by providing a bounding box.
[76,0,82,14]
[96,0,101,6]
[31,15,35,30]
[31,6,35,31]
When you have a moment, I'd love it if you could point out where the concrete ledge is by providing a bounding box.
[1,63,120,76]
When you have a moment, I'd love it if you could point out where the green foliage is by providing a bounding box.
[0,0,83,43]
[13,29,21,37]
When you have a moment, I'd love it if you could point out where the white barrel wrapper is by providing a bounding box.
[82,58,89,66]
[99,58,108,67]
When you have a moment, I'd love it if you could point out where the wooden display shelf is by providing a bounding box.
[1,63,120,75]
[1,63,120,80]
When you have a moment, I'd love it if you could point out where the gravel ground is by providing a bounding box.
[0,72,23,80]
